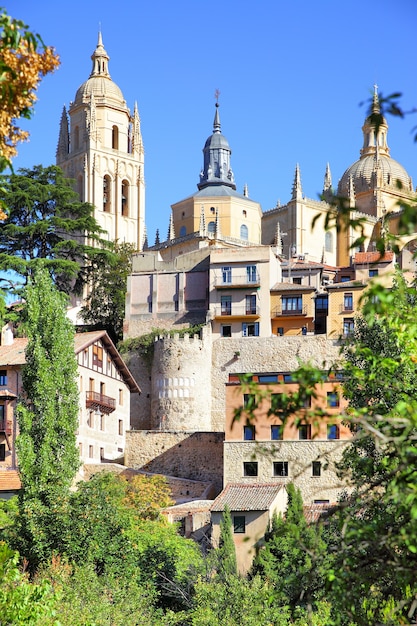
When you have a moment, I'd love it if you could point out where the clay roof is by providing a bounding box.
[303,503,335,523]
[0,331,140,393]
[0,470,21,492]
[271,282,315,292]
[353,251,394,265]
[211,482,285,512]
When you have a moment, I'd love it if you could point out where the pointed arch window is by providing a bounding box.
[74,126,79,151]
[112,125,119,150]
[121,180,129,217]
[325,231,333,253]
[240,224,248,241]
[103,176,111,212]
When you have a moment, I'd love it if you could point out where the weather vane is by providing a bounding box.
[215,89,220,105]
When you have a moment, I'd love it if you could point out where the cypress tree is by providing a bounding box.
[217,504,238,581]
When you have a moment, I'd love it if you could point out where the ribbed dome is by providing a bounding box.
[204,131,231,150]
[338,154,413,196]
[74,76,125,106]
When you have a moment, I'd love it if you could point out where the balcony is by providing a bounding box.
[213,304,260,319]
[86,391,116,414]
[213,272,260,288]
[272,306,307,317]
[0,419,12,436]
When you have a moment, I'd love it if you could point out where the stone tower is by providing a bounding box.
[56,33,145,249]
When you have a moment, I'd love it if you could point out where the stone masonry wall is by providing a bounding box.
[125,430,224,496]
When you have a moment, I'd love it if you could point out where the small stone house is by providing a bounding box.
[211,482,288,574]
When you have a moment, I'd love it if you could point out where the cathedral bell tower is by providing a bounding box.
[56,33,145,249]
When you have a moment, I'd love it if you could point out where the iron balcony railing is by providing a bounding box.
[85,391,116,414]
[213,305,260,317]
[272,305,307,317]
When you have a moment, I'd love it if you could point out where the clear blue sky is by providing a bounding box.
[10,0,417,244]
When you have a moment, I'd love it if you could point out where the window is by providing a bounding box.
[325,231,333,253]
[100,413,105,431]
[327,424,340,439]
[119,389,124,406]
[327,392,340,408]
[221,295,232,315]
[273,461,289,477]
[240,224,248,240]
[246,265,257,283]
[243,461,258,476]
[243,424,255,440]
[221,325,232,337]
[93,345,103,367]
[87,411,94,428]
[242,322,259,337]
[103,175,111,212]
[369,269,379,277]
[283,374,293,383]
[245,294,257,315]
[0,405,4,421]
[315,295,328,312]
[222,266,232,284]
[343,318,354,336]
[258,375,278,383]
[121,180,129,217]
[233,515,246,533]
[79,442,83,456]
[282,296,302,313]
[343,293,353,311]
[312,461,321,477]
[0,443,5,461]
[298,424,311,440]
[118,419,123,436]
[293,277,302,284]
[271,424,283,440]
[243,394,255,409]
[100,447,104,460]
[341,276,351,282]
[89,445,94,458]
[180,225,186,237]
[208,221,216,234]
[0,371,7,386]
[270,394,282,412]
[112,125,119,149]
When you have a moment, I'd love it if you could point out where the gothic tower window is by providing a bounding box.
[112,125,119,150]
[240,224,248,241]
[121,180,129,217]
[208,221,216,234]
[325,231,333,253]
[74,126,79,151]
[103,175,111,212]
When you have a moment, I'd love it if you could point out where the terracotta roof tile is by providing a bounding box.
[0,470,21,492]
[211,482,285,512]
[354,251,394,264]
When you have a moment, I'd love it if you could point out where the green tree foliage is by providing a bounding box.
[324,274,417,624]
[216,504,237,582]
[14,266,79,567]
[251,484,328,614]
[81,241,135,342]
[0,164,111,296]
[0,542,59,625]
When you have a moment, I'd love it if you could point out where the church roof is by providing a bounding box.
[198,101,237,192]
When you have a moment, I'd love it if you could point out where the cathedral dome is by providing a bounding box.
[73,33,126,108]
[338,154,413,196]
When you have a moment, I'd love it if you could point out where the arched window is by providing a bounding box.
[180,226,186,237]
[121,180,129,216]
[208,221,216,234]
[240,224,248,241]
[74,126,79,151]
[325,231,333,253]
[103,175,111,212]
[112,125,119,150]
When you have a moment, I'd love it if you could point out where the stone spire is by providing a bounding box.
[348,174,356,208]
[243,183,249,197]
[56,106,69,158]
[361,84,390,159]
[274,221,283,255]
[214,208,222,239]
[168,211,175,240]
[90,31,111,79]
[322,163,333,200]
[198,100,236,191]
[291,164,303,200]
[131,102,143,155]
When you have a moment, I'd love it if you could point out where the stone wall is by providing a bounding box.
[125,430,224,496]
[224,440,350,505]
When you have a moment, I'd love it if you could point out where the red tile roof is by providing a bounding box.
[354,251,394,264]
[0,470,21,492]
